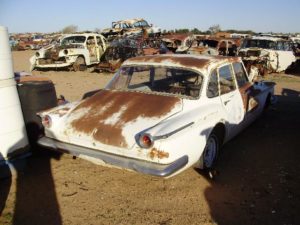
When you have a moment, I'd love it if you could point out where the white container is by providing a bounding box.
[0,26,14,80]
[0,26,29,162]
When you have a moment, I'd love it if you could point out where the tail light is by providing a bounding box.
[42,115,52,128]
[139,134,154,148]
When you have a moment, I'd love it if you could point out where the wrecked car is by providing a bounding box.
[238,36,296,75]
[190,38,239,56]
[95,35,170,72]
[37,54,275,178]
[175,37,239,56]
[162,34,196,52]
[30,33,107,71]
[101,18,161,39]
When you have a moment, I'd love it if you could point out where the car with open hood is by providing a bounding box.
[30,33,107,71]
[37,54,275,178]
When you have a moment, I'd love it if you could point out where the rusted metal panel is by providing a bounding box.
[149,148,169,159]
[69,90,181,148]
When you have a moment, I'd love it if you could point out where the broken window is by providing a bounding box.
[207,69,219,98]
[106,66,203,99]
[233,62,249,87]
[219,65,236,95]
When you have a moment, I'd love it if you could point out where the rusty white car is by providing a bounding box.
[101,18,161,39]
[30,33,107,71]
[238,36,296,75]
[37,54,275,178]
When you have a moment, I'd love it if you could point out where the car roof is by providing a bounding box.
[114,18,145,25]
[63,33,103,38]
[123,54,241,74]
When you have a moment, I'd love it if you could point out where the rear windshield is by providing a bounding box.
[106,66,203,99]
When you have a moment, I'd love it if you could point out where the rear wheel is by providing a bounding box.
[203,132,219,169]
[73,56,86,71]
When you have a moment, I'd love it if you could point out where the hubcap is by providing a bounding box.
[204,135,217,168]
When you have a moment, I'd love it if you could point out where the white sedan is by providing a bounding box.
[38,54,275,178]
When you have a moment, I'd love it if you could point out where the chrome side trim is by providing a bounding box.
[152,122,195,140]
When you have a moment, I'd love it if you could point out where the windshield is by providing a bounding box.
[106,66,203,99]
[61,36,86,46]
[133,20,150,28]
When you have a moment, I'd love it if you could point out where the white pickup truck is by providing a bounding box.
[37,54,276,178]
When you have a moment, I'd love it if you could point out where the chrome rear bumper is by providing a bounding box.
[37,136,188,177]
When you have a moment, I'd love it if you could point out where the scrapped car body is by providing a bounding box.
[177,38,239,56]
[37,54,275,178]
[95,35,170,72]
[162,34,196,53]
[101,18,161,39]
[238,36,296,75]
[30,33,107,71]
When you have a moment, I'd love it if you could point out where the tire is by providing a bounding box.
[73,56,86,71]
[202,132,219,169]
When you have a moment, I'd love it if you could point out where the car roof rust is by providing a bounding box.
[123,54,240,73]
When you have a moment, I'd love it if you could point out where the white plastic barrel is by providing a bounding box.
[0,26,29,161]
[0,26,14,80]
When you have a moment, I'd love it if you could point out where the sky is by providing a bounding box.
[0,0,299,34]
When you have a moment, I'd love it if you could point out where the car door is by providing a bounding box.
[275,41,296,72]
[233,62,262,125]
[87,36,97,63]
[218,64,245,139]
[96,35,106,62]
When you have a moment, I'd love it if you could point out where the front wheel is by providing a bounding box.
[73,56,86,71]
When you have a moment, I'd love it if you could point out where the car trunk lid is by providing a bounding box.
[62,89,182,150]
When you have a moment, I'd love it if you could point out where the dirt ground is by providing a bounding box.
[1,50,300,225]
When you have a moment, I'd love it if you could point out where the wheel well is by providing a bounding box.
[212,123,226,146]
[77,55,85,61]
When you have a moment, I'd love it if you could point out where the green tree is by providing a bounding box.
[61,25,78,34]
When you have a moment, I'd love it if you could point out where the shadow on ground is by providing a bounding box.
[204,88,300,224]
[0,149,63,225]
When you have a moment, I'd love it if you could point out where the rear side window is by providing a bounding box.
[233,62,249,87]
[219,65,236,95]
[207,69,219,98]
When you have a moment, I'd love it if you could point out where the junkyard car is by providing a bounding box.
[95,35,170,72]
[238,36,296,75]
[101,18,161,39]
[190,38,239,56]
[38,54,275,178]
[30,33,107,71]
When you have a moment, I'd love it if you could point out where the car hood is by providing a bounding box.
[62,90,182,149]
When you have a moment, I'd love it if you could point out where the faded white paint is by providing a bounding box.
[0,26,29,160]
[39,55,275,177]
[30,33,107,71]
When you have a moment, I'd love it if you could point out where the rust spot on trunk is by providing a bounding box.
[149,148,169,159]
[70,90,180,148]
